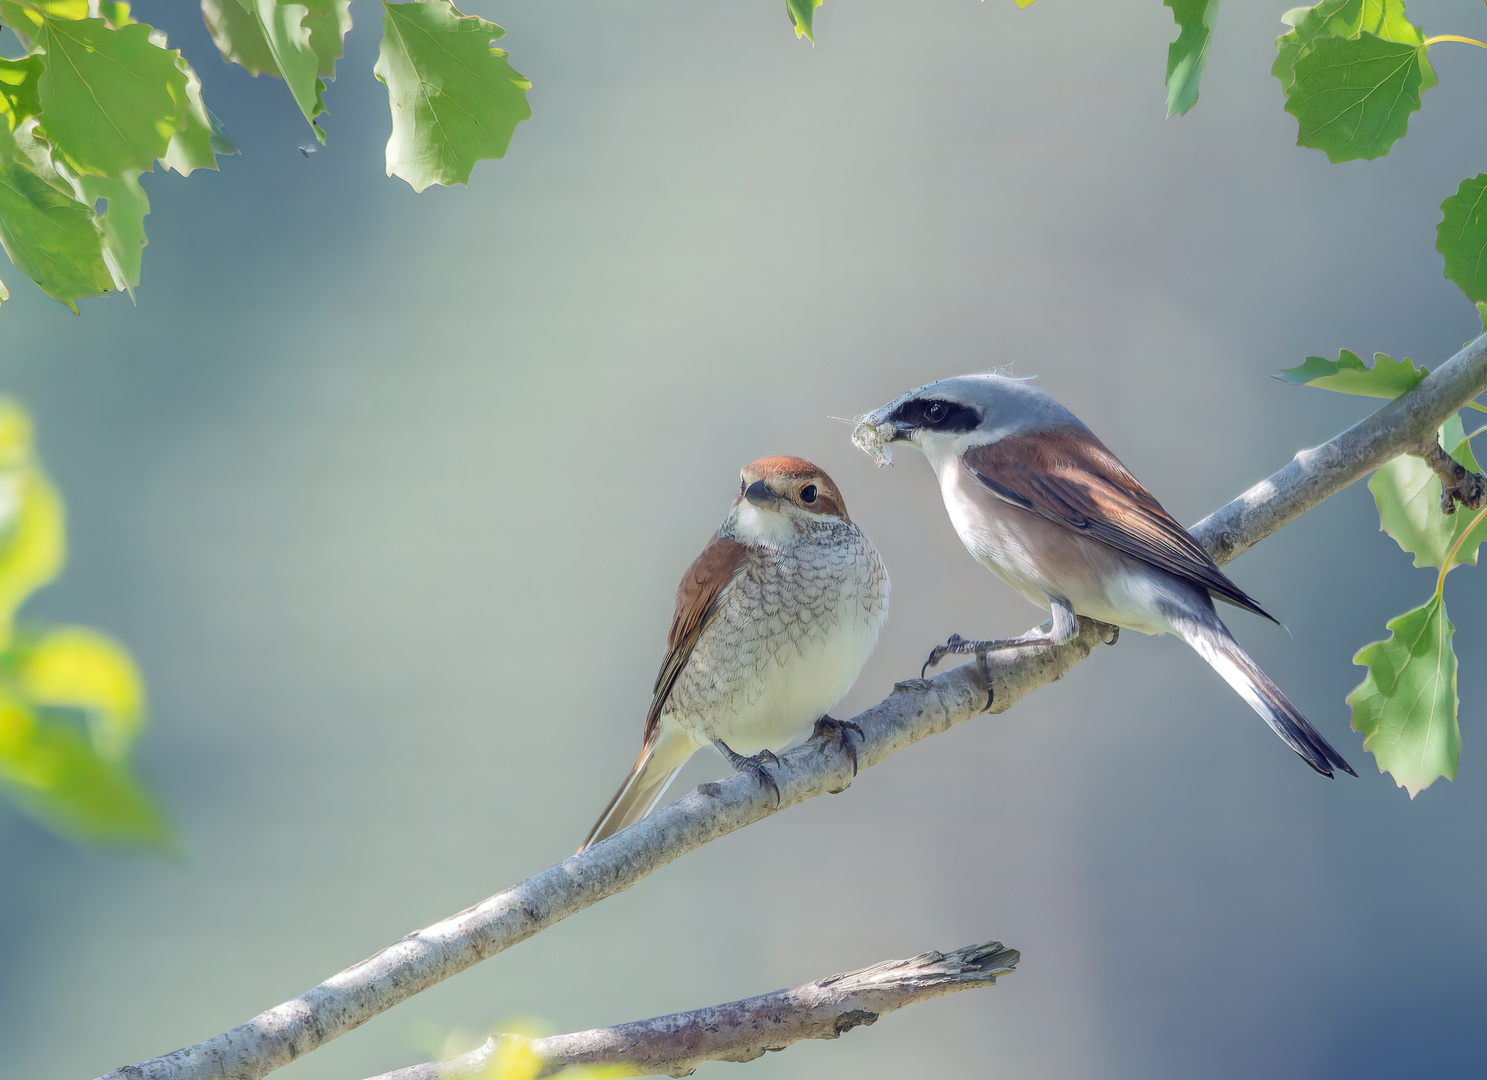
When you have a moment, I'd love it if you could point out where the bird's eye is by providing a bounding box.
[800,484,818,504]
[926,401,946,424]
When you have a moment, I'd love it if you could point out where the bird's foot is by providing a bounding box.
[714,739,781,806]
[812,715,864,776]
[921,633,1047,677]
[1103,625,1120,646]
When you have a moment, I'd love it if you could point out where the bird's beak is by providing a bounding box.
[851,405,911,467]
[743,480,779,507]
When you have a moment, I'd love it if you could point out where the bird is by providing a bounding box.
[850,372,1355,778]
[579,456,890,851]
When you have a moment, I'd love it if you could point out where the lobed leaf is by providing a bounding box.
[161,53,230,177]
[34,16,187,177]
[1164,0,1219,119]
[1370,416,1487,570]
[1348,594,1459,797]
[1284,31,1428,163]
[1273,0,1429,93]
[1437,174,1487,305]
[202,0,352,82]
[0,119,113,310]
[787,0,823,42]
[1274,348,1426,397]
[373,0,531,193]
[76,170,148,294]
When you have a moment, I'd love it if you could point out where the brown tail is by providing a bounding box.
[578,726,695,852]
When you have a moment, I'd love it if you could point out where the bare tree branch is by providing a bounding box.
[367,941,1019,1080]
[101,334,1487,1080]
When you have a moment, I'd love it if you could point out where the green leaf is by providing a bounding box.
[246,0,327,141]
[1284,31,1428,162]
[1370,416,1487,570]
[18,625,144,757]
[202,0,351,82]
[0,399,64,641]
[0,691,170,846]
[303,0,352,79]
[161,53,227,176]
[373,0,532,193]
[0,55,43,132]
[1348,593,1458,797]
[1272,0,1428,93]
[76,169,147,294]
[0,276,8,305]
[0,119,112,310]
[34,16,186,176]
[201,0,281,76]
[1437,174,1487,305]
[787,0,823,42]
[1165,0,1219,119]
[1274,348,1426,397]
[1476,301,1487,334]
[0,0,88,38]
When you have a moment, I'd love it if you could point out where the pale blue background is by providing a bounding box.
[2,1,1485,1077]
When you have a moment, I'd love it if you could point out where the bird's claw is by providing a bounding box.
[813,715,864,776]
[1104,625,1120,646]
[921,633,995,711]
[715,739,782,806]
[921,633,970,678]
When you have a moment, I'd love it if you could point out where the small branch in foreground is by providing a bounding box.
[101,334,1487,1080]
[368,942,1019,1080]
[1411,438,1487,513]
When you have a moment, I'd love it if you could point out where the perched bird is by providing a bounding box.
[579,456,889,851]
[851,373,1354,778]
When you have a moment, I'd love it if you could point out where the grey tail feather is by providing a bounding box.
[578,742,684,853]
[1170,605,1357,779]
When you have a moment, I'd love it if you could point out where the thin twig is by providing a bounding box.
[101,333,1487,1080]
[367,941,1019,1080]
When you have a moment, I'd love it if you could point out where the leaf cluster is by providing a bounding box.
[0,399,169,846]
[0,0,532,310]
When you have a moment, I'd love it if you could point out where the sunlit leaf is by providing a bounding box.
[34,16,186,176]
[0,119,112,310]
[1284,31,1428,162]
[0,692,170,846]
[76,170,148,294]
[786,0,822,42]
[1274,348,1426,397]
[202,0,328,142]
[1165,0,1219,119]
[18,625,144,757]
[161,53,228,176]
[373,0,531,193]
[0,399,64,639]
[0,55,43,132]
[1349,594,1458,797]
[0,276,8,305]
[0,0,88,37]
[1272,0,1429,93]
[202,0,351,82]
[1437,174,1487,305]
[1370,416,1487,570]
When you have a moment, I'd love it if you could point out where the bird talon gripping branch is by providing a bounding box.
[812,715,864,775]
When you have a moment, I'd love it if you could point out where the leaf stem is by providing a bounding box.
[1422,34,1487,49]
[1435,502,1487,598]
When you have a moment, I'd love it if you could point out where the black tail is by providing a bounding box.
[1168,606,1356,778]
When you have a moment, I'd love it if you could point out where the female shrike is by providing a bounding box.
[852,373,1354,779]
[579,456,889,851]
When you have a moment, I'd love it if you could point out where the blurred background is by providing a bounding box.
[3,0,1486,1077]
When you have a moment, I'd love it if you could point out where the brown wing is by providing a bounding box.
[644,535,750,742]
[964,430,1273,620]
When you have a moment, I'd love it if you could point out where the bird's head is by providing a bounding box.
[851,372,1074,468]
[728,456,850,547]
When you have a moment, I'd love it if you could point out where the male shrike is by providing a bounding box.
[852,373,1354,778]
[580,456,889,851]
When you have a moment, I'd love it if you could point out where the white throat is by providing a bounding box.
[730,503,797,548]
